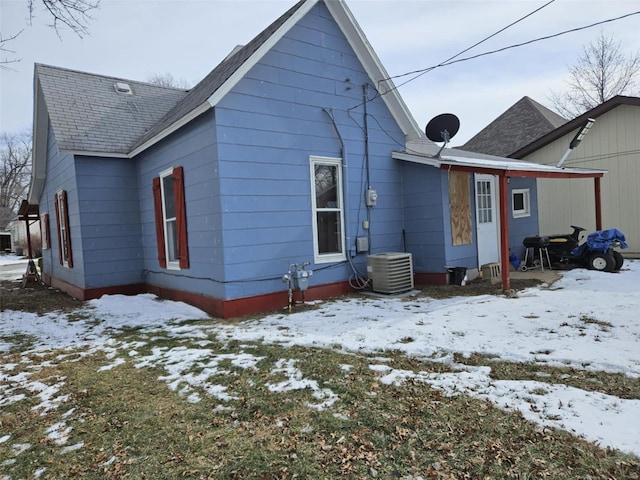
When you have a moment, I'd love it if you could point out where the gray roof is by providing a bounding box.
[511,95,640,158]
[458,96,567,157]
[35,0,306,156]
[35,64,188,155]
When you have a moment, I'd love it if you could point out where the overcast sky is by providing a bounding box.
[1,0,639,146]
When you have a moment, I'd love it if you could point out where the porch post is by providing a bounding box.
[25,217,33,259]
[499,175,510,291]
[594,177,603,230]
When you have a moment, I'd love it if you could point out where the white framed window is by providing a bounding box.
[153,167,189,270]
[476,179,493,224]
[310,156,346,264]
[160,168,179,269]
[512,188,531,218]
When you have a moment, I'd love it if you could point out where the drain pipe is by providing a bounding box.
[363,84,372,250]
[323,108,364,284]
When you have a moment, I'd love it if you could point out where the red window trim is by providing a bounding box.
[152,177,167,268]
[173,166,189,269]
[54,193,62,264]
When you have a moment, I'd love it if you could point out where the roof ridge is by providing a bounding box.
[35,63,188,92]
[522,96,567,128]
[459,96,568,157]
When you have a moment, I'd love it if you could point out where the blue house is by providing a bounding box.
[28,0,604,318]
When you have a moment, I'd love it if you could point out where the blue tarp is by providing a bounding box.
[571,229,628,256]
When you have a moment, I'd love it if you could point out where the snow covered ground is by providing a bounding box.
[1,258,639,460]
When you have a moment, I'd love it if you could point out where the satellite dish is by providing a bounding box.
[425,113,460,143]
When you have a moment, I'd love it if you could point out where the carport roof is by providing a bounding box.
[393,139,605,179]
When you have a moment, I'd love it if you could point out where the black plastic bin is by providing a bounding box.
[448,267,467,286]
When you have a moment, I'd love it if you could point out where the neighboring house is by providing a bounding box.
[7,214,41,255]
[510,96,640,254]
[27,0,604,318]
[0,231,11,253]
[459,96,567,157]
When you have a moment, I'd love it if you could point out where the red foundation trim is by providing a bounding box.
[41,274,355,319]
[42,274,146,301]
[41,272,445,319]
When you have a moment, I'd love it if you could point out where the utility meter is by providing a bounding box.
[366,188,378,206]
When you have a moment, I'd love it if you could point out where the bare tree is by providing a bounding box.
[146,72,191,89]
[29,0,99,37]
[0,31,24,71]
[0,132,32,230]
[549,32,640,119]
[1,0,100,69]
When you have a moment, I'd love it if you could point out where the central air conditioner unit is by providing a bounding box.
[367,252,414,294]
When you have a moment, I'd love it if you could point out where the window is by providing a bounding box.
[512,188,531,218]
[476,179,493,224]
[54,190,73,267]
[40,213,50,250]
[310,156,345,263]
[153,167,189,269]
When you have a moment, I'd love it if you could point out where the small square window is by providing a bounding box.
[512,189,530,218]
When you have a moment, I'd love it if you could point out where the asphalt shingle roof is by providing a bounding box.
[36,64,188,155]
[35,1,307,156]
[457,96,567,157]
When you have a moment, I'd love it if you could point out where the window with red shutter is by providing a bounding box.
[54,190,73,267]
[41,213,51,250]
[153,167,189,269]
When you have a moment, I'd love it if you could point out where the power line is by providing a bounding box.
[553,148,640,166]
[369,9,640,105]
[390,0,556,82]
[350,0,556,114]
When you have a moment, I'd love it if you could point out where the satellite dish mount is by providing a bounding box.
[425,113,460,158]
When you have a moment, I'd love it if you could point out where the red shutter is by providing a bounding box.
[54,193,63,265]
[41,213,50,250]
[152,177,167,268]
[61,190,73,268]
[173,166,189,269]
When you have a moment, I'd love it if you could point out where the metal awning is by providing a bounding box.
[393,148,606,179]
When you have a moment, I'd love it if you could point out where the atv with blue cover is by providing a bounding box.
[522,226,627,272]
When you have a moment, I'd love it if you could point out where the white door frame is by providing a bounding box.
[474,174,500,268]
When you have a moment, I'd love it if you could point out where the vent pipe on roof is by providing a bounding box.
[114,82,133,95]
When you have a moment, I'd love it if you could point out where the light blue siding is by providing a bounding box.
[136,110,226,299]
[75,156,144,288]
[211,2,405,298]
[401,162,449,273]
[39,122,85,288]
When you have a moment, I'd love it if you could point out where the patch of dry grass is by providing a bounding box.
[456,352,640,400]
[2,336,639,480]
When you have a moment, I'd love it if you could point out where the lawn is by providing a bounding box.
[1,258,639,479]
